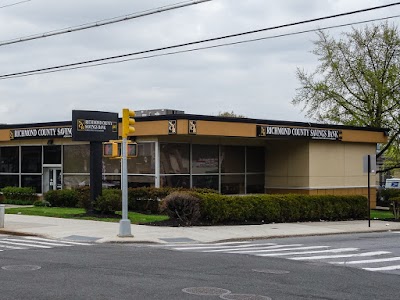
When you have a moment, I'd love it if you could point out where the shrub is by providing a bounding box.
[194,193,367,224]
[75,186,91,210]
[1,186,38,204]
[44,189,79,208]
[160,192,202,226]
[33,200,51,207]
[94,189,122,214]
[390,196,400,220]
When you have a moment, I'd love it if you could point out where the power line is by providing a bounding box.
[0,0,31,9]
[3,14,400,80]
[0,0,211,47]
[1,2,400,79]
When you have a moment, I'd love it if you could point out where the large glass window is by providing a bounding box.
[102,157,120,174]
[192,175,218,191]
[221,175,245,194]
[63,175,90,189]
[0,146,19,173]
[21,146,42,173]
[246,147,265,173]
[160,175,190,188]
[192,145,218,174]
[44,145,61,165]
[128,143,155,174]
[21,175,42,193]
[128,175,155,188]
[0,175,19,188]
[246,174,265,194]
[221,146,245,173]
[160,143,189,174]
[63,145,90,173]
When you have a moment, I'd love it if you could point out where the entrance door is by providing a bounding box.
[44,168,62,192]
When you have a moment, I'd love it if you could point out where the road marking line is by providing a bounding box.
[290,251,391,260]
[204,243,292,252]
[332,257,400,265]
[0,244,27,250]
[161,241,251,247]
[24,237,92,246]
[363,265,400,271]
[225,246,330,254]
[255,248,359,257]
[5,238,72,247]
[0,240,52,249]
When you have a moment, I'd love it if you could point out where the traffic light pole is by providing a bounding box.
[118,137,133,237]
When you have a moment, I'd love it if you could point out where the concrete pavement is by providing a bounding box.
[1,213,400,244]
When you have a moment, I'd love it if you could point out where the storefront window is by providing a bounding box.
[21,175,42,193]
[160,175,190,188]
[192,175,218,191]
[102,175,121,189]
[0,175,19,188]
[102,157,121,174]
[221,146,245,173]
[63,175,90,189]
[44,145,61,165]
[221,175,245,194]
[246,174,265,194]
[246,147,265,173]
[63,145,90,173]
[192,145,218,174]
[160,143,189,174]
[128,143,155,174]
[0,146,19,173]
[21,146,42,173]
[128,175,155,188]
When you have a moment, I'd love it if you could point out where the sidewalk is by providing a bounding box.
[1,214,400,244]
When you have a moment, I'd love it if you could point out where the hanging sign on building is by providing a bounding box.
[72,110,118,142]
[257,125,342,141]
[10,126,72,140]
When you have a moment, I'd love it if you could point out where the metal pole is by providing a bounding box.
[368,154,371,228]
[118,137,132,237]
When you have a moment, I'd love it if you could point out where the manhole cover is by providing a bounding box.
[252,269,290,275]
[182,287,231,296]
[2,265,41,271]
[220,294,272,300]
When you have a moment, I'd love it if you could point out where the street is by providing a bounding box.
[0,232,399,299]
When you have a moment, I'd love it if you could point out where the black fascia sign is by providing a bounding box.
[72,110,119,142]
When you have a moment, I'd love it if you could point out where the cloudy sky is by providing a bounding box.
[0,0,398,124]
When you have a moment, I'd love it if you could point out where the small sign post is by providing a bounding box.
[363,154,376,228]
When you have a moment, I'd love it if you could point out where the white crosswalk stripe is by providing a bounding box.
[0,236,92,252]
[158,241,400,274]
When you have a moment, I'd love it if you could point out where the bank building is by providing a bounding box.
[0,109,387,208]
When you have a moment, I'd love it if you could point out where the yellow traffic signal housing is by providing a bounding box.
[122,108,135,138]
[103,142,119,158]
[103,140,138,158]
[127,141,138,158]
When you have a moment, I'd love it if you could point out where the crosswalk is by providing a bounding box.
[155,241,400,274]
[0,236,92,252]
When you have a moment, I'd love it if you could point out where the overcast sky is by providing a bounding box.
[0,0,397,124]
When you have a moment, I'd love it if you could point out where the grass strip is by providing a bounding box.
[5,206,169,224]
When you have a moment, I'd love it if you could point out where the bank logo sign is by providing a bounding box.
[257,125,342,141]
[72,110,119,142]
[10,127,72,140]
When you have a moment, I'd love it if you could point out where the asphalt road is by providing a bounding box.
[0,232,399,300]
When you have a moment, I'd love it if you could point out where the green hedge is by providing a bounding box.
[44,189,79,208]
[193,193,367,224]
[0,186,38,205]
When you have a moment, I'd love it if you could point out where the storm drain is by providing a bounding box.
[182,287,231,296]
[182,287,272,299]
[252,269,290,275]
[221,294,272,300]
[1,265,41,271]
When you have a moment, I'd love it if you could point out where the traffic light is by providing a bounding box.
[122,108,135,138]
[103,141,119,158]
